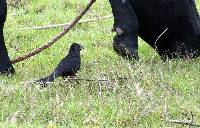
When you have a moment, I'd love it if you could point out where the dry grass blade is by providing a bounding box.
[7,15,113,30]
[168,119,200,127]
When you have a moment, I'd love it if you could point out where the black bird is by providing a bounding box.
[35,43,83,85]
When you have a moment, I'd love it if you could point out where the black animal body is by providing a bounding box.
[36,43,83,85]
[0,0,15,74]
[109,0,200,60]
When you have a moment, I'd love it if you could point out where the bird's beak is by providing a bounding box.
[80,44,84,50]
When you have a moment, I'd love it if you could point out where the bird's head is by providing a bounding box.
[69,43,84,56]
[70,43,83,51]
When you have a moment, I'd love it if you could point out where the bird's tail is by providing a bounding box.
[35,74,56,86]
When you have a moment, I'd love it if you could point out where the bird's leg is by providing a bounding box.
[64,76,80,85]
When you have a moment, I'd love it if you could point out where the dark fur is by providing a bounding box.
[0,0,15,74]
[35,43,82,86]
[109,0,200,60]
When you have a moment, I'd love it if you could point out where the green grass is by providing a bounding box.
[1,0,200,127]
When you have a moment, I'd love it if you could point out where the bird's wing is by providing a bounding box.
[53,56,80,76]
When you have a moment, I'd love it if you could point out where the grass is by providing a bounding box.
[1,0,200,127]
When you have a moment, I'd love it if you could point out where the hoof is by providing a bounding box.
[113,34,139,61]
[0,65,15,75]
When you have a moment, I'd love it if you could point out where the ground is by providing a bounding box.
[0,0,200,127]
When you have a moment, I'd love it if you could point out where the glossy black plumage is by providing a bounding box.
[36,43,82,85]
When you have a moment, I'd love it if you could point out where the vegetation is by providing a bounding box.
[1,0,200,127]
